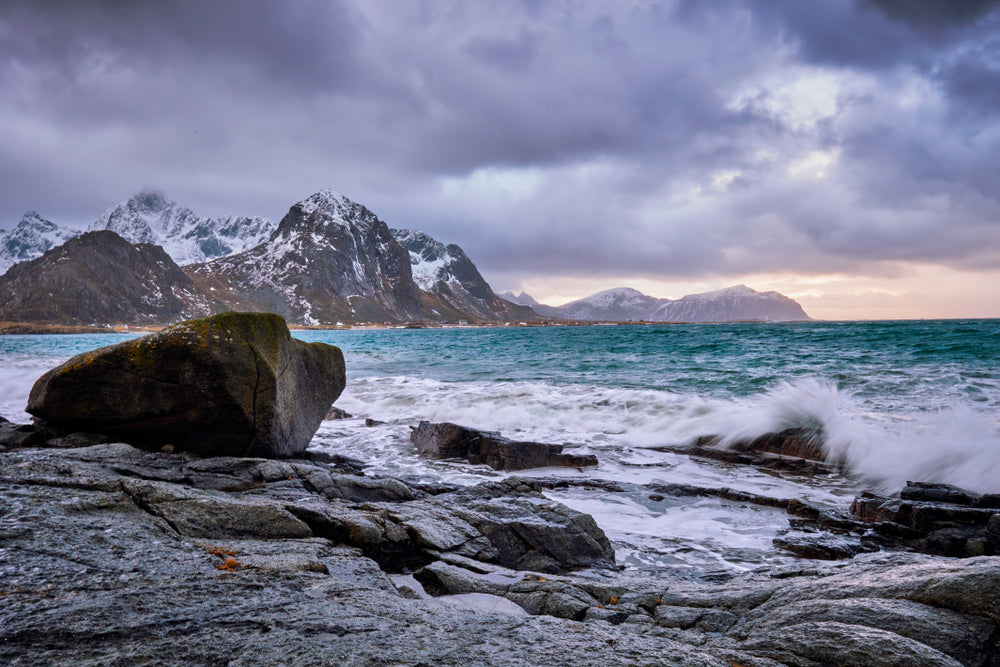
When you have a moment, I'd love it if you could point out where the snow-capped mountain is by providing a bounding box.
[88,191,275,265]
[187,190,538,325]
[392,229,537,322]
[649,285,810,322]
[520,285,811,322]
[553,287,664,321]
[0,212,79,275]
[0,231,235,325]
[187,190,424,324]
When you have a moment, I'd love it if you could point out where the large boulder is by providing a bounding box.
[26,312,345,458]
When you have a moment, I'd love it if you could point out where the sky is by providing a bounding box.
[1,0,999,320]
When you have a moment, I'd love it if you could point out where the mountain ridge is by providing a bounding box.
[88,190,276,265]
[0,211,79,275]
[504,285,811,322]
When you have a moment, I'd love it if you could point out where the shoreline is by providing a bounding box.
[2,435,998,665]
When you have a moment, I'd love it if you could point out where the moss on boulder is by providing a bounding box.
[27,312,345,457]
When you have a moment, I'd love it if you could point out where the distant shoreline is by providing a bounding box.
[4,317,994,335]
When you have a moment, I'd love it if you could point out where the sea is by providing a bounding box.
[2,319,998,579]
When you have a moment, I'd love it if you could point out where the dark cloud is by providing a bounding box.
[864,0,1000,30]
[1,0,367,93]
[0,0,998,293]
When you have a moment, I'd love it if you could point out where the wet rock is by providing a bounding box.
[654,606,706,629]
[901,481,981,505]
[695,427,826,461]
[849,481,1000,557]
[584,605,631,625]
[989,514,1000,552]
[3,442,1000,666]
[384,478,616,573]
[121,478,314,539]
[27,312,345,458]
[773,530,879,560]
[740,621,965,667]
[672,430,836,475]
[411,421,598,471]
[0,420,53,448]
[324,406,352,420]
[737,596,993,667]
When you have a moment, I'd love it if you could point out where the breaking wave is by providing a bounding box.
[336,375,1000,494]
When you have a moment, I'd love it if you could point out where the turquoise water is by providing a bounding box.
[296,320,1000,408]
[3,320,998,575]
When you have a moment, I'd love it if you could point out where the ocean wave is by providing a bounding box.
[338,375,1000,494]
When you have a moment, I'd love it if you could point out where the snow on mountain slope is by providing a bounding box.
[532,285,811,322]
[648,285,811,322]
[555,287,664,321]
[391,229,453,290]
[88,190,274,265]
[391,229,539,321]
[0,212,80,275]
[188,190,422,324]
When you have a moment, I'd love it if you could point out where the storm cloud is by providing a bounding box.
[1,0,998,302]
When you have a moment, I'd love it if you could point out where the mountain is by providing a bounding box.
[392,230,537,322]
[88,191,275,265]
[519,285,811,322]
[187,190,429,324]
[0,231,238,325]
[187,190,540,325]
[552,287,664,321]
[0,212,79,275]
[649,285,810,322]
[498,291,562,318]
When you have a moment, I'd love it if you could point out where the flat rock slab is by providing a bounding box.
[27,312,345,458]
[411,420,598,471]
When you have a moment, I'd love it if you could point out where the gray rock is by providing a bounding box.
[740,621,965,666]
[411,420,598,471]
[323,406,352,420]
[655,605,706,629]
[849,482,1000,557]
[27,312,345,458]
[989,514,1000,552]
[737,597,993,667]
[773,530,879,560]
[4,441,1000,667]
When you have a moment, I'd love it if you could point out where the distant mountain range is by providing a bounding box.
[0,190,535,326]
[500,285,811,322]
[0,190,810,326]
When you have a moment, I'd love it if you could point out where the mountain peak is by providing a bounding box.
[283,189,381,235]
[1,212,79,275]
[128,190,171,212]
[89,190,275,265]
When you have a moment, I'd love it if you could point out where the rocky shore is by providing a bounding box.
[3,313,999,666]
[2,436,999,666]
